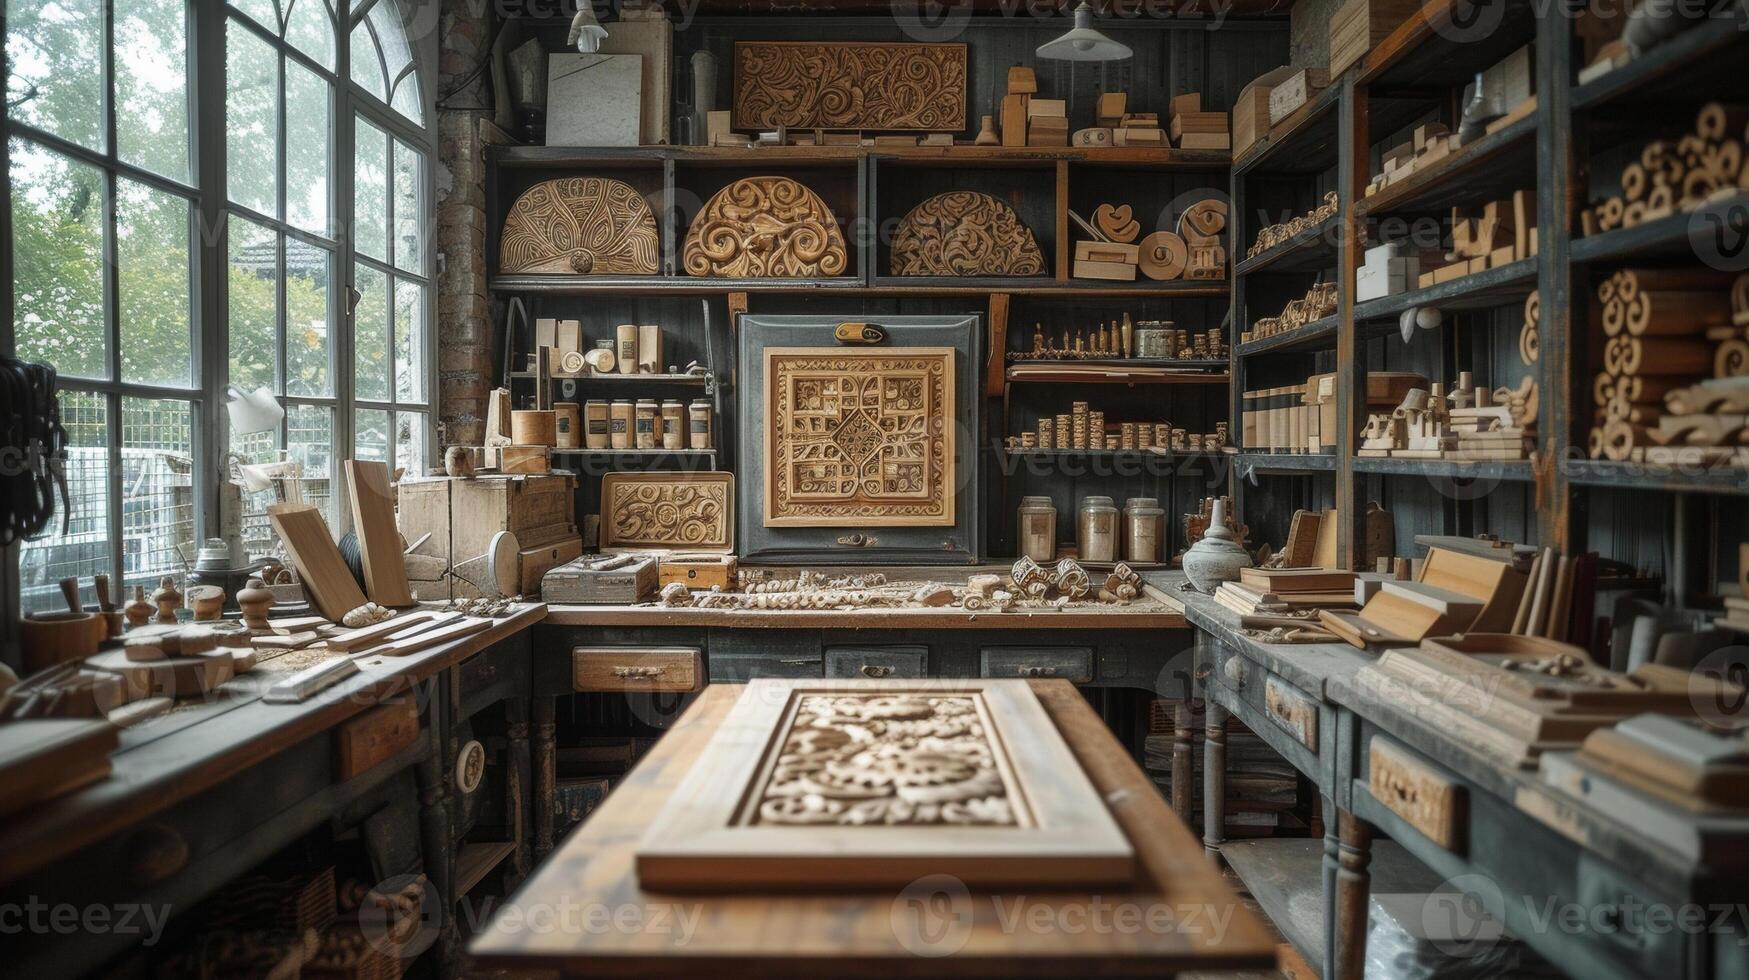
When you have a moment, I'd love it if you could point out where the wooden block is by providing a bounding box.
[334,697,420,780]
[268,503,368,622]
[500,445,551,474]
[573,647,703,694]
[345,460,414,608]
[706,109,734,145]
[1178,132,1231,150]
[1169,92,1201,115]
[1074,259,1137,281]
[1330,0,1422,77]
[534,317,557,351]
[1112,128,1165,146]
[1488,245,1516,268]
[1268,68,1329,126]
[1369,737,1465,851]
[659,555,739,591]
[1001,93,1028,147]
[1074,240,1139,264]
[1169,112,1228,139]
[1096,91,1126,128]
[1513,189,1533,259]
[1418,270,1437,289]
[1007,65,1037,95]
[1027,98,1066,118]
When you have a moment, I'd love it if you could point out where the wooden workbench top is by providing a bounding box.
[468,680,1276,977]
[543,596,1187,630]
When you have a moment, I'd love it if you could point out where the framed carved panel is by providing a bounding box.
[599,471,734,553]
[682,177,849,278]
[499,177,660,274]
[763,347,954,527]
[635,679,1135,890]
[732,41,967,132]
[890,191,1046,276]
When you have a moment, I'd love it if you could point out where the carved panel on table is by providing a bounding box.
[763,347,955,527]
[600,472,734,551]
[499,177,660,274]
[681,177,849,278]
[889,191,1046,277]
[732,41,967,132]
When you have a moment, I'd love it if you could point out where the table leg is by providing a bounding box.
[506,695,531,880]
[1202,699,1227,864]
[1335,809,1374,980]
[414,713,456,969]
[1321,794,1339,980]
[534,695,557,859]
[1171,699,1195,823]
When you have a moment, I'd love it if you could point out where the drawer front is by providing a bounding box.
[1368,736,1466,853]
[709,652,823,680]
[1211,642,1324,779]
[334,697,421,780]
[457,638,517,695]
[825,646,928,679]
[573,647,702,693]
[978,646,1093,683]
[1264,675,1319,750]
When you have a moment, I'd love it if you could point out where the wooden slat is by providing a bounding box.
[346,460,414,607]
[267,503,368,622]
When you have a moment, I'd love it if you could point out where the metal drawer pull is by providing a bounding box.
[860,664,895,678]
[1017,665,1058,677]
[837,533,879,547]
[612,665,666,679]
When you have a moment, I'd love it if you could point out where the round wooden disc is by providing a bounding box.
[1137,231,1187,281]
[486,531,520,596]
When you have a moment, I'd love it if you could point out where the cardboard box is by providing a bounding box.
[1267,68,1330,126]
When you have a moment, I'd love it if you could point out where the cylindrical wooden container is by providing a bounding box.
[661,400,685,449]
[511,409,557,447]
[585,400,610,449]
[553,402,582,449]
[610,400,634,449]
[615,324,638,375]
[638,324,663,373]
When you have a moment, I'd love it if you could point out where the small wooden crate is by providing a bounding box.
[1330,0,1421,77]
[542,554,658,604]
[659,554,738,591]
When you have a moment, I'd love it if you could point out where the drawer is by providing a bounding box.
[825,645,928,679]
[1210,643,1324,779]
[573,647,702,693]
[1368,736,1465,853]
[978,646,1093,683]
[709,651,823,681]
[334,697,421,781]
[1263,675,1318,750]
[457,639,518,695]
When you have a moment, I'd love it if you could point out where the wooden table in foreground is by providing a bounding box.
[468,680,1275,977]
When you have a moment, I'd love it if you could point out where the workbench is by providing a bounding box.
[1154,571,1749,980]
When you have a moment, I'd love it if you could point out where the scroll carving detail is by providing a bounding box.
[682,177,849,278]
[733,41,967,132]
[499,177,660,274]
[890,191,1045,277]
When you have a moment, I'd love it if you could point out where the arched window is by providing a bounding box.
[4,0,434,612]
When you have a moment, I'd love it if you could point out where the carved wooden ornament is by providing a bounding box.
[733,41,967,132]
[889,191,1045,277]
[682,177,849,278]
[600,472,734,553]
[764,347,954,527]
[634,679,1135,890]
[499,177,660,274]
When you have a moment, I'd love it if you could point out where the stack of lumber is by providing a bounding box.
[1168,93,1228,151]
[1586,267,1747,464]
[1329,0,1421,76]
[1242,281,1337,343]
[1581,103,1748,235]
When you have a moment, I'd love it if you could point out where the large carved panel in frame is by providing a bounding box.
[499,176,660,274]
[889,190,1046,276]
[682,177,849,278]
[732,41,967,132]
[763,347,955,527]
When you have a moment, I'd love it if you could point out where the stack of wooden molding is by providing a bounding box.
[1581,103,1748,234]
[1241,281,1337,343]
[1587,267,1749,463]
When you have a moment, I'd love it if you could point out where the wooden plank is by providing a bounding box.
[1055,160,1070,282]
[346,460,414,607]
[985,292,1010,398]
[325,609,443,654]
[267,503,368,622]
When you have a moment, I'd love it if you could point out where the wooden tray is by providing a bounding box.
[600,471,734,554]
[635,679,1134,890]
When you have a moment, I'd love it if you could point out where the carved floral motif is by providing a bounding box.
[733,41,967,132]
[499,177,660,274]
[682,177,849,278]
[889,191,1045,277]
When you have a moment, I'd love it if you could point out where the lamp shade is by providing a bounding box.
[1036,2,1133,62]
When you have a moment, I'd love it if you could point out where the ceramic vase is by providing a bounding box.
[1182,498,1252,593]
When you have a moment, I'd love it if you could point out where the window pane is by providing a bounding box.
[115,0,191,181]
[285,59,330,234]
[20,391,109,614]
[227,215,279,392]
[285,240,332,396]
[391,68,422,126]
[233,426,282,561]
[283,0,334,69]
[393,279,425,403]
[366,1,412,83]
[118,180,194,388]
[286,403,335,524]
[228,0,280,32]
[392,139,422,272]
[227,19,278,216]
[4,0,105,151]
[10,141,106,380]
[354,406,389,463]
[122,398,196,594]
[354,264,390,401]
[349,21,385,99]
[395,411,425,476]
[353,116,388,261]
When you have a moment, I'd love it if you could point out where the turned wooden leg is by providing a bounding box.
[505,696,532,880]
[414,709,456,969]
[1335,809,1375,980]
[533,695,557,859]
[1202,700,1227,864]
[1321,794,1340,980]
[1171,699,1195,823]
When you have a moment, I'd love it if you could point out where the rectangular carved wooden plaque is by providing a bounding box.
[636,679,1135,889]
[763,347,955,527]
[600,471,734,552]
[732,41,968,132]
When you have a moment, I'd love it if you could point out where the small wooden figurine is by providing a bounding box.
[151,575,183,624]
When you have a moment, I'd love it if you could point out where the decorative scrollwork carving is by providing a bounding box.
[682,177,848,278]
[601,473,733,551]
[733,41,967,132]
[499,177,660,274]
[889,191,1045,277]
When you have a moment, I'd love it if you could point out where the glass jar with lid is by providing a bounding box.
[1077,495,1118,563]
[1017,496,1057,562]
[1122,497,1165,564]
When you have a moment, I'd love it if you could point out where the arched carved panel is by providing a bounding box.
[889,191,1045,277]
[682,177,849,278]
[499,177,660,274]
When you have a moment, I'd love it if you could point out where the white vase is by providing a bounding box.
[1182,498,1253,593]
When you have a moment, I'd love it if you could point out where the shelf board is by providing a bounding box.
[1237,314,1339,357]
[1352,112,1538,220]
[870,276,1229,296]
[1005,357,1230,369]
[1233,83,1342,177]
[491,143,1231,170]
[489,275,865,295]
[1569,193,1749,267]
[1233,215,1339,277]
[510,371,711,384]
[1358,0,1539,89]
[456,841,518,897]
[1352,257,1537,331]
[552,448,718,457]
[1235,452,1336,476]
[1005,364,1229,385]
[1003,448,1227,465]
[1567,459,1749,496]
[1353,457,1534,481]
[1572,10,1749,116]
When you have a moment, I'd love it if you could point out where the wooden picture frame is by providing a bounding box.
[762,346,955,527]
[732,41,967,132]
[635,679,1135,890]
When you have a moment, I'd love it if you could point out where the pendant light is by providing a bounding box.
[568,2,609,53]
[1036,2,1132,63]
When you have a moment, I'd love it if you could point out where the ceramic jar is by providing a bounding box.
[1017,496,1057,563]
[1122,497,1165,564]
[1076,496,1118,563]
[1182,497,1253,592]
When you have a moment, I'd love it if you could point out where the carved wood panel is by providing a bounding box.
[752,693,1017,826]
[889,191,1046,277]
[763,347,955,527]
[499,177,660,274]
[600,472,734,552]
[682,177,849,278]
[732,41,967,132]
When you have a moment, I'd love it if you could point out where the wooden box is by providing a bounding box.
[1267,68,1330,126]
[542,554,659,604]
[573,647,703,693]
[1330,0,1421,77]
[1231,66,1298,158]
[635,679,1134,890]
[399,474,580,599]
[659,554,738,591]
